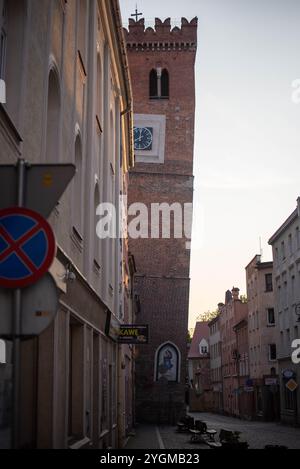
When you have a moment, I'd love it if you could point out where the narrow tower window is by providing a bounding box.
[149,69,158,98]
[161,69,169,98]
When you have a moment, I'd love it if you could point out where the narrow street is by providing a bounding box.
[127,414,300,450]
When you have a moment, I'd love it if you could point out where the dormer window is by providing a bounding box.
[149,68,169,99]
[199,338,209,356]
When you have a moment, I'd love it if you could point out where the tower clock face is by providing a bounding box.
[134,127,153,151]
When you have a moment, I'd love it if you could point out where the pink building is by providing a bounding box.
[188,322,212,412]
[219,288,251,418]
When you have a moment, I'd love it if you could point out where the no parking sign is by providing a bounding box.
[0,207,56,289]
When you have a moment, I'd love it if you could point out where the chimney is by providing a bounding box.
[225,290,232,304]
[297,197,300,218]
[232,287,240,301]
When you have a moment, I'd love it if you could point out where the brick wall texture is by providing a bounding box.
[126,18,197,423]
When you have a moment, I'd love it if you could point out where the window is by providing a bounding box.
[73,134,83,237]
[0,339,6,363]
[201,346,208,355]
[281,241,286,261]
[269,344,277,361]
[94,183,100,266]
[3,0,26,122]
[149,69,158,98]
[267,308,275,325]
[265,273,273,292]
[149,67,169,99]
[96,53,103,127]
[296,227,300,250]
[46,69,61,162]
[78,0,88,67]
[161,69,169,98]
[0,0,7,79]
[288,234,293,256]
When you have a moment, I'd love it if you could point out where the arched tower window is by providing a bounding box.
[155,342,180,382]
[46,68,61,161]
[149,69,158,98]
[161,69,169,98]
[149,68,169,100]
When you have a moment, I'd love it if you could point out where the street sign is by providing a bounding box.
[0,164,76,218]
[0,207,56,289]
[0,273,59,337]
[282,369,295,380]
[118,325,149,344]
[286,379,298,393]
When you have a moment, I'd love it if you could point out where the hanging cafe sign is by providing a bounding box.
[118,325,149,345]
[105,311,149,345]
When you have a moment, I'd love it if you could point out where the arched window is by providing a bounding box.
[0,339,6,364]
[155,342,180,383]
[3,0,27,123]
[0,1,7,79]
[74,133,83,235]
[94,183,100,264]
[96,54,103,125]
[149,68,169,100]
[46,68,61,161]
[161,69,169,98]
[78,0,87,66]
[149,69,158,98]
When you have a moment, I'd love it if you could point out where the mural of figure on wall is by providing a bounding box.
[156,344,179,382]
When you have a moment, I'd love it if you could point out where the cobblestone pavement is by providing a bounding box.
[159,413,300,449]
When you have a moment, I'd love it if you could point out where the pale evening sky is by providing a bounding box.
[120,0,300,328]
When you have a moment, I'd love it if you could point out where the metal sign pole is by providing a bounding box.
[12,158,26,449]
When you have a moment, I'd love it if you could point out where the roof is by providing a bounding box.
[188,322,210,359]
[269,208,298,245]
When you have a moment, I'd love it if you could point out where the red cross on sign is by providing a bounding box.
[0,207,56,289]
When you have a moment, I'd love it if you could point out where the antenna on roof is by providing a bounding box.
[259,236,263,259]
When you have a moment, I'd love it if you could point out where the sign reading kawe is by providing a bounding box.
[118,325,149,345]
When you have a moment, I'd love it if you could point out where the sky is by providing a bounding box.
[120,0,300,328]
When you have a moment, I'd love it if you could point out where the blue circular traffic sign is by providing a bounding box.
[0,207,56,289]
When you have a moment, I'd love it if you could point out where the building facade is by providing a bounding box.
[0,0,135,449]
[208,315,223,413]
[124,17,198,423]
[246,255,280,421]
[269,199,300,426]
[188,322,212,412]
[219,288,250,418]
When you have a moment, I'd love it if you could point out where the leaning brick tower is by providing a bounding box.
[124,17,198,423]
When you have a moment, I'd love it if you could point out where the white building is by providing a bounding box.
[269,198,300,425]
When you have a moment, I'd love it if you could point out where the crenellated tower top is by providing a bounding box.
[123,17,198,52]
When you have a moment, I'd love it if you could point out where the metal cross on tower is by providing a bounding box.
[131,5,143,22]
